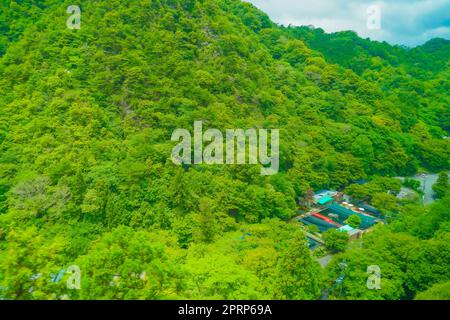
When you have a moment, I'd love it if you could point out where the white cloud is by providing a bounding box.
[247,0,450,46]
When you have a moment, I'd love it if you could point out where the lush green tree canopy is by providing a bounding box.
[0,0,448,300]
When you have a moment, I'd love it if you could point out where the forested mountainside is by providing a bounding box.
[0,0,448,300]
[283,26,450,74]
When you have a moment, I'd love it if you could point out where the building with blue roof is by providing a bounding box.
[324,203,377,229]
[314,190,337,205]
[338,225,362,239]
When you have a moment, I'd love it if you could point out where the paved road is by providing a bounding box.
[398,173,449,204]
[318,255,334,268]
[412,174,444,204]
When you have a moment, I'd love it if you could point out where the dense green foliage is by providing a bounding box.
[433,172,449,199]
[0,0,448,300]
[345,215,362,229]
[415,281,450,300]
[322,229,349,253]
[325,196,450,300]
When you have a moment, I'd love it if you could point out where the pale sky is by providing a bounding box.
[247,0,450,47]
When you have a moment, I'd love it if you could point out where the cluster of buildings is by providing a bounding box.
[297,190,383,249]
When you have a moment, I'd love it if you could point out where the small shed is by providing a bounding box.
[314,190,337,205]
[318,195,334,205]
[338,225,362,239]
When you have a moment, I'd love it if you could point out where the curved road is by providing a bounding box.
[411,173,448,204]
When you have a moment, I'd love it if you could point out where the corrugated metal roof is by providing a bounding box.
[318,195,334,205]
[326,203,376,229]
